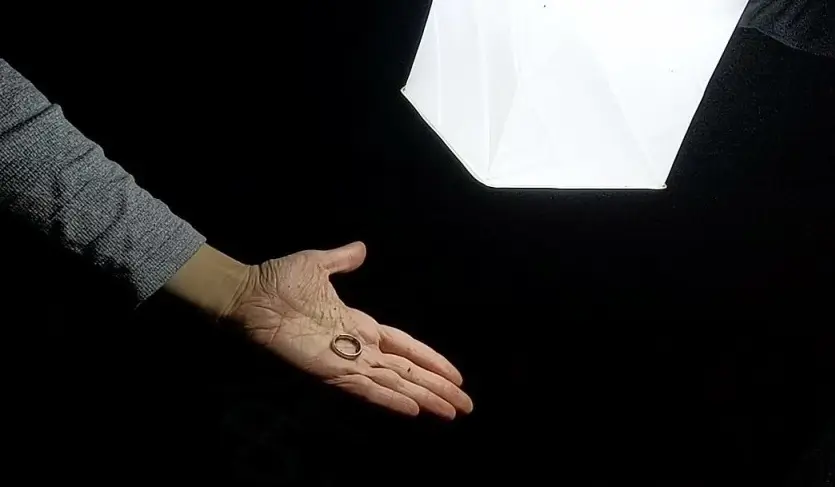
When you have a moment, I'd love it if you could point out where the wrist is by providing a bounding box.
[162,243,251,322]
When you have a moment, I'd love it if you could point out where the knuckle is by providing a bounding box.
[297,251,325,269]
[387,355,412,374]
[352,375,374,386]
[340,375,374,392]
[442,383,458,399]
[376,369,401,384]
[334,363,360,377]
[389,326,413,340]
[361,354,384,369]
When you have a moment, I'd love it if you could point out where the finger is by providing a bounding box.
[365,368,457,420]
[382,353,473,415]
[328,374,419,417]
[321,241,367,274]
[379,325,464,386]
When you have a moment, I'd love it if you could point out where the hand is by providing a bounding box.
[223,242,473,419]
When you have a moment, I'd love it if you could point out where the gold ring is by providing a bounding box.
[331,333,363,360]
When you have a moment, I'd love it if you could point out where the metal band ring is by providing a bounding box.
[331,333,363,360]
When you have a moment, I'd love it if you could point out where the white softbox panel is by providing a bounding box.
[402,0,748,189]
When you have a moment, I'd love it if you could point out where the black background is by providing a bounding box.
[1,3,834,486]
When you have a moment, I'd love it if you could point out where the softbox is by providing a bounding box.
[403,0,748,189]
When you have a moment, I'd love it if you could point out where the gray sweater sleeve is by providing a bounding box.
[0,59,206,305]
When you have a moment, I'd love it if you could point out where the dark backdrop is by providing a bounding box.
[1,3,834,486]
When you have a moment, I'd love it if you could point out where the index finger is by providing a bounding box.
[382,353,473,414]
[378,325,464,386]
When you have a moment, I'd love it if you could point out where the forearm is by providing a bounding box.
[162,244,250,321]
[0,59,206,304]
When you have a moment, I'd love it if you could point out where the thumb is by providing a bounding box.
[321,241,367,274]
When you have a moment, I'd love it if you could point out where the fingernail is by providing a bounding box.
[450,369,464,386]
[442,407,457,421]
[462,396,474,414]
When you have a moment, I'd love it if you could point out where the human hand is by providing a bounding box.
[223,242,473,419]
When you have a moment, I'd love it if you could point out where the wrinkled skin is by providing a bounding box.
[224,242,473,419]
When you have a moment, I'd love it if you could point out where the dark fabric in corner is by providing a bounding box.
[741,0,834,58]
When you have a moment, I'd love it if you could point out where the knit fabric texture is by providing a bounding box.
[0,59,206,305]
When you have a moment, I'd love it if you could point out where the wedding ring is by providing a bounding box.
[331,333,363,360]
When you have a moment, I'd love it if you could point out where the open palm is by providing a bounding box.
[224,242,473,419]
